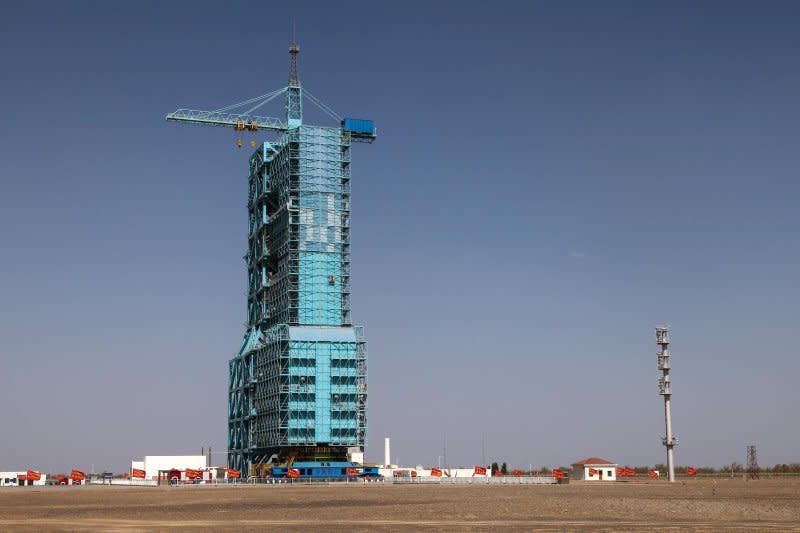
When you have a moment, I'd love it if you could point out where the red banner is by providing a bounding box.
[625,467,636,477]
[185,468,202,480]
[132,468,146,479]
[346,468,360,476]
[26,470,41,481]
[287,468,300,479]
[430,468,442,477]
[474,466,487,476]
[588,468,598,477]
[227,469,240,479]
[648,470,659,478]
[70,470,85,482]
[552,469,564,479]
[513,469,522,477]
[616,467,625,476]
[686,467,698,476]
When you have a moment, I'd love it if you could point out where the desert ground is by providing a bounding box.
[1,478,798,531]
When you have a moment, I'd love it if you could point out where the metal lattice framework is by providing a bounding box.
[168,43,375,476]
[747,444,759,479]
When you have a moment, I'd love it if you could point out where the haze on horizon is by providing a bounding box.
[1,1,798,473]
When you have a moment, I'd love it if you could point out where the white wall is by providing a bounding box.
[0,472,47,486]
[380,467,490,479]
[131,456,207,481]
[579,465,617,481]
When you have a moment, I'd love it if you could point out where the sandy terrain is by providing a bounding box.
[0,478,798,531]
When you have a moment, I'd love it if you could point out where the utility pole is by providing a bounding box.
[656,326,678,482]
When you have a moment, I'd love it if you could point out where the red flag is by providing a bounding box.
[132,468,146,479]
[473,466,487,475]
[287,468,300,479]
[625,467,636,477]
[616,467,625,476]
[430,468,442,477]
[686,467,698,476]
[411,470,417,477]
[552,469,564,479]
[186,468,203,480]
[513,469,523,477]
[648,470,658,478]
[588,468,598,477]
[227,469,240,479]
[346,467,360,476]
[18,474,27,482]
[70,470,85,482]
[26,470,41,481]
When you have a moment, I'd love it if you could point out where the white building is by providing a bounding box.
[131,456,207,481]
[571,457,617,481]
[0,472,48,487]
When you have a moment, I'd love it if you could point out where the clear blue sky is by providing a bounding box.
[1,1,798,473]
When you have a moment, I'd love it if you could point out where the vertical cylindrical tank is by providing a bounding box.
[384,437,391,467]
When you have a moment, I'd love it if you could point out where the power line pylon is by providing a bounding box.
[746,445,759,480]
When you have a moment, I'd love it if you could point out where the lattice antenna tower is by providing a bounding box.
[289,25,300,87]
[746,444,759,480]
[656,326,678,482]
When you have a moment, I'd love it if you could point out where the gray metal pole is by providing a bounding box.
[664,392,675,482]
[656,326,677,482]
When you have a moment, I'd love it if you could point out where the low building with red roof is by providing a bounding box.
[571,457,618,481]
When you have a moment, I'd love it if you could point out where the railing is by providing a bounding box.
[391,476,557,485]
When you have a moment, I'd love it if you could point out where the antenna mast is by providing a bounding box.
[656,326,678,482]
[288,33,300,87]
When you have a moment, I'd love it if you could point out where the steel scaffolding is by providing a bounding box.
[227,79,369,476]
[167,42,375,477]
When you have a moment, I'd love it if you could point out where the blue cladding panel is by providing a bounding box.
[315,346,331,442]
[290,326,357,342]
[298,252,342,325]
[287,335,360,446]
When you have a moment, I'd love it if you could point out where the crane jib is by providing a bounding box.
[165,109,288,132]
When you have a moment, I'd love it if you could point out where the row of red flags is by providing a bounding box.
[132,468,242,480]
[23,468,248,482]
[463,466,701,479]
[612,466,698,478]
[24,465,700,482]
[20,470,83,482]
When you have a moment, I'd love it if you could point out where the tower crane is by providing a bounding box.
[165,41,375,143]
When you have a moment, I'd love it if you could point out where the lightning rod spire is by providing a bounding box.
[289,29,300,87]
